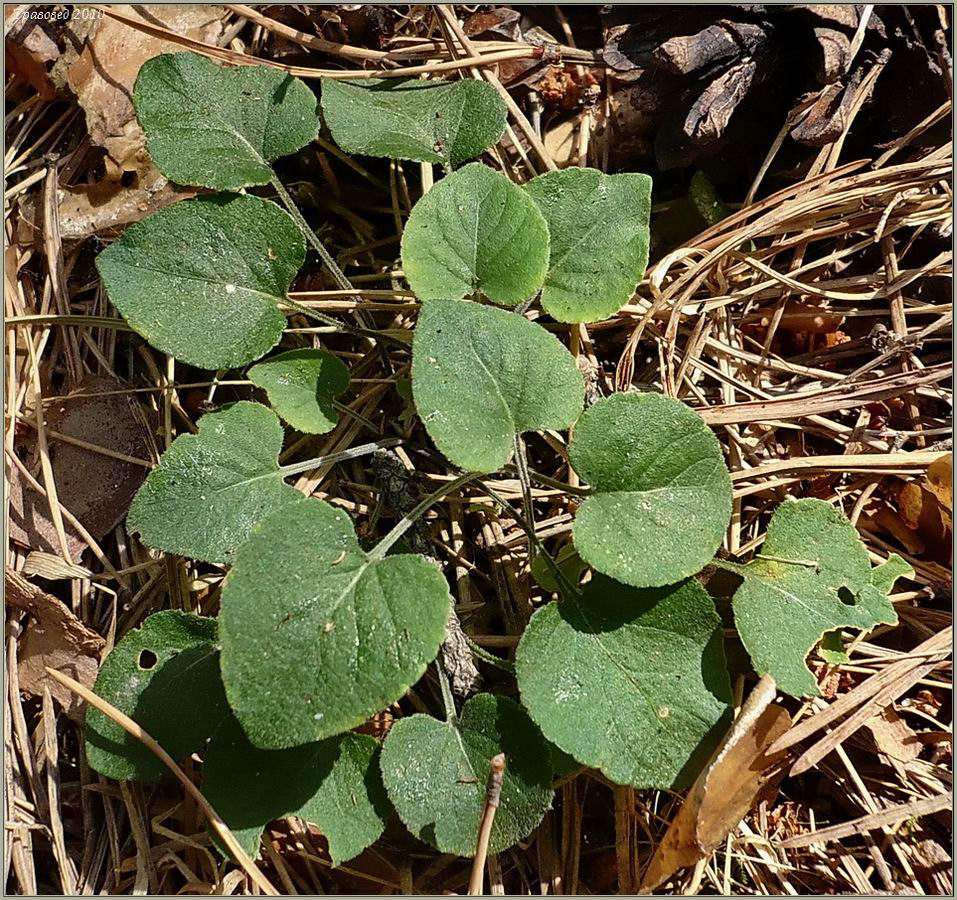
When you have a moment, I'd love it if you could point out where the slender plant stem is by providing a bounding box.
[269,172,355,293]
[434,654,458,722]
[476,482,582,601]
[371,471,476,561]
[277,438,400,478]
[512,435,536,560]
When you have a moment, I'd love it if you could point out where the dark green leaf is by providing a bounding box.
[203,716,389,864]
[96,194,304,369]
[402,163,550,306]
[412,300,584,473]
[248,349,350,434]
[379,694,552,856]
[569,392,732,587]
[128,401,301,564]
[321,78,506,167]
[220,498,451,748]
[86,611,228,780]
[135,52,320,191]
[516,576,732,788]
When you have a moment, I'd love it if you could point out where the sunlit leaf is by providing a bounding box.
[220,497,451,748]
[402,163,550,306]
[128,402,301,564]
[569,392,732,587]
[96,194,304,369]
[321,78,506,167]
[516,576,732,788]
[412,300,583,473]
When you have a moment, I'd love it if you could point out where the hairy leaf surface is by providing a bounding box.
[321,78,506,167]
[733,499,907,697]
[86,611,228,780]
[402,163,549,306]
[128,402,301,564]
[248,349,350,434]
[569,392,732,587]
[379,694,552,856]
[96,194,303,369]
[220,498,451,748]
[412,300,584,472]
[135,52,320,190]
[516,576,732,788]
[525,168,652,322]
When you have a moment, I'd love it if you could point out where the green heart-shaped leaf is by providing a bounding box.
[569,392,732,587]
[86,611,229,781]
[733,499,908,698]
[202,716,390,864]
[402,163,550,306]
[379,693,553,856]
[220,497,451,748]
[524,167,652,323]
[96,194,304,369]
[516,576,732,788]
[134,52,320,191]
[128,402,301,564]
[248,348,350,434]
[321,78,506,167]
[412,300,583,473]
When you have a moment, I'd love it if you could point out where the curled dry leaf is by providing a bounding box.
[64,4,224,180]
[4,6,61,99]
[640,680,792,891]
[5,568,105,719]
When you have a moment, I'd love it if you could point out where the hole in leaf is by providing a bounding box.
[837,586,857,606]
[137,649,158,670]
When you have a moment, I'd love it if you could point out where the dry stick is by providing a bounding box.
[768,627,952,755]
[44,667,280,896]
[434,5,557,172]
[468,753,506,896]
[778,793,951,848]
[91,4,544,80]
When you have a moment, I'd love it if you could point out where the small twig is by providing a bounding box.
[278,437,401,478]
[468,753,506,896]
[44,667,280,896]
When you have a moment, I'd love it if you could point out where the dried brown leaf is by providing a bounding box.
[9,375,154,555]
[865,705,922,764]
[640,681,791,891]
[5,568,105,719]
[65,4,224,179]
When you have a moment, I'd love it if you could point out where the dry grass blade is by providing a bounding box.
[43,667,279,896]
[779,793,951,848]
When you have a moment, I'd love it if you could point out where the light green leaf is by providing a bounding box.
[412,300,583,473]
[96,193,304,369]
[248,349,350,434]
[321,78,506,167]
[128,402,301,564]
[733,499,906,698]
[531,544,586,594]
[524,168,652,323]
[86,611,228,781]
[134,51,320,191]
[870,554,914,594]
[379,693,552,856]
[401,163,550,306]
[569,392,732,588]
[818,630,849,665]
[202,716,389,864]
[516,576,732,789]
[220,497,451,748]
